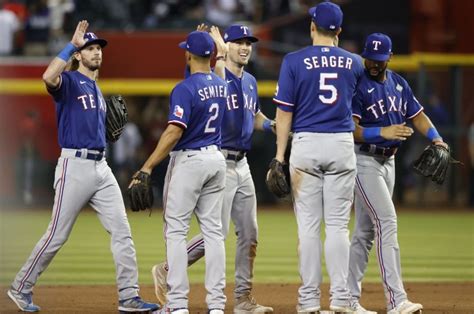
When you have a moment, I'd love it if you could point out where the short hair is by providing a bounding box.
[316,25,339,38]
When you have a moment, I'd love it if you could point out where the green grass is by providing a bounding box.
[0,208,473,285]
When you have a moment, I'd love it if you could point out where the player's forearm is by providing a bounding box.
[254,112,275,133]
[353,122,365,142]
[141,125,183,173]
[43,43,78,89]
[275,108,292,162]
[42,58,68,89]
[412,112,442,142]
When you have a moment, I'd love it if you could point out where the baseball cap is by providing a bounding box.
[179,31,214,57]
[80,32,107,50]
[308,1,343,31]
[361,33,392,61]
[223,24,258,43]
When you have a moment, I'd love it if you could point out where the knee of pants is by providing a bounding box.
[235,224,258,243]
[166,227,189,240]
[352,229,374,248]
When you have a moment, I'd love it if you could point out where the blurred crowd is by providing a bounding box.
[0,0,317,56]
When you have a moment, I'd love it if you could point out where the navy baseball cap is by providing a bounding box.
[308,1,343,31]
[80,32,107,50]
[179,31,214,57]
[361,33,392,61]
[223,24,258,43]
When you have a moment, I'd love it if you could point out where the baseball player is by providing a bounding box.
[130,30,228,314]
[348,33,445,314]
[272,2,366,313]
[151,24,275,313]
[7,20,159,312]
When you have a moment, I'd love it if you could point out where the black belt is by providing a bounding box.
[75,150,104,161]
[226,151,246,162]
[359,144,397,157]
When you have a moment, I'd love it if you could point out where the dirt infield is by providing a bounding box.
[1,282,473,313]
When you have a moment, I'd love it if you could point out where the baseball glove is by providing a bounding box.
[266,158,291,198]
[128,171,154,211]
[413,143,461,185]
[105,95,128,142]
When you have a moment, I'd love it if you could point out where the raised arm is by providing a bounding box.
[42,20,88,89]
[209,25,228,80]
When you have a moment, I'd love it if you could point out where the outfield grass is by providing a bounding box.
[0,208,473,285]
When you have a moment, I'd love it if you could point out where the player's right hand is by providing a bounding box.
[71,20,89,48]
[209,26,228,56]
[380,123,414,141]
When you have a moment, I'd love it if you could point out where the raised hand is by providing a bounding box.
[196,23,209,32]
[71,20,89,48]
[380,123,414,141]
[209,26,228,57]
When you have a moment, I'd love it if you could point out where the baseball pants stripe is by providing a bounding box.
[355,175,396,309]
[18,158,69,292]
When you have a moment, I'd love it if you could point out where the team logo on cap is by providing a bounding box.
[224,33,229,40]
[372,40,382,50]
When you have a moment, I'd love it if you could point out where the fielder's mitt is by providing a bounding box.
[413,143,461,185]
[266,158,291,198]
[105,95,128,142]
[128,171,153,211]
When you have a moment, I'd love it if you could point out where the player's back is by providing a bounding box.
[274,46,364,133]
[170,72,227,151]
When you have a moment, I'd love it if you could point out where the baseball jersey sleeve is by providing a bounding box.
[46,72,70,103]
[168,83,193,129]
[404,82,424,119]
[273,56,295,112]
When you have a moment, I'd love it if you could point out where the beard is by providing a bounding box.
[82,58,102,71]
[367,64,387,80]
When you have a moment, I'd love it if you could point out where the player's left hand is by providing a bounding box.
[433,140,448,149]
[71,20,88,48]
[128,170,154,211]
[196,23,208,32]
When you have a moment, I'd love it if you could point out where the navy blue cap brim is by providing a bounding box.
[361,52,391,62]
[308,7,316,17]
[81,38,107,50]
[225,35,259,43]
[178,41,187,50]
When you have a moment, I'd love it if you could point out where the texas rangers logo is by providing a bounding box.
[372,40,382,50]
[173,105,184,118]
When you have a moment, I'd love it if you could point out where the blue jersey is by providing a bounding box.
[222,68,260,151]
[273,46,364,133]
[169,72,227,151]
[47,71,107,149]
[352,70,424,148]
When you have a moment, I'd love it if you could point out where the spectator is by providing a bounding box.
[0,0,21,55]
[24,0,51,56]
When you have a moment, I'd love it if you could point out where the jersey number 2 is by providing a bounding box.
[204,103,219,133]
[319,73,338,105]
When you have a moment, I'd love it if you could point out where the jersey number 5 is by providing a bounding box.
[204,103,219,133]
[319,73,338,105]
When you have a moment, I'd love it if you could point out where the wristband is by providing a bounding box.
[427,127,442,141]
[362,127,382,141]
[263,119,274,133]
[57,43,77,62]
